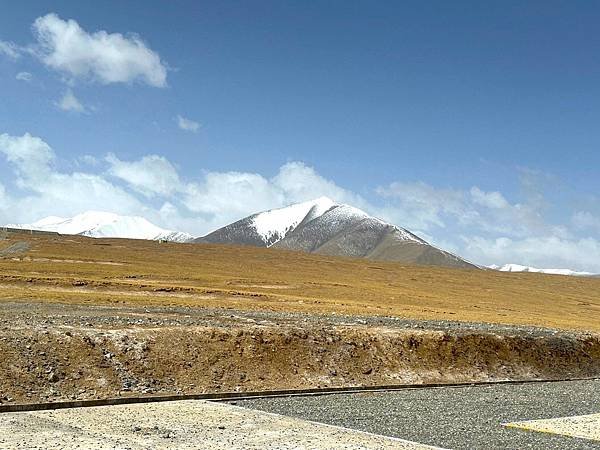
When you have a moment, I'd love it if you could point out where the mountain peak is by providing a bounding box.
[196,199,476,269]
[250,197,338,246]
[312,195,337,206]
[6,212,194,242]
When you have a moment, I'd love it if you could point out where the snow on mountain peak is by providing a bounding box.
[6,211,194,242]
[489,263,595,277]
[251,197,337,245]
[249,197,424,247]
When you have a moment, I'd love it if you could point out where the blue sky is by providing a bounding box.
[1,1,600,271]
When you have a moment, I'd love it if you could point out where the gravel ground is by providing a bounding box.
[234,379,600,450]
[0,300,583,338]
[0,242,30,257]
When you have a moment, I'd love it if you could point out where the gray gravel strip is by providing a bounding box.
[0,242,30,257]
[0,300,585,338]
[233,379,600,450]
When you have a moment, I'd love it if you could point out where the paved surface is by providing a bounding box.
[235,379,600,449]
[0,400,439,449]
[506,413,600,442]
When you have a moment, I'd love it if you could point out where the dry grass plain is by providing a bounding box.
[1,229,599,332]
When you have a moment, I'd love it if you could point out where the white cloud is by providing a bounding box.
[77,154,99,166]
[0,133,54,185]
[15,71,33,82]
[176,115,200,132]
[0,41,20,59]
[182,161,367,230]
[572,211,600,232]
[469,187,510,209]
[23,171,143,215]
[0,146,367,236]
[372,178,599,271]
[0,183,9,208]
[32,13,167,87]
[106,153,182,197]
[1,133,358,234]
[272,162,365,207]
[376,181,474,230]
[184,171,282,221]
[56,89,86,113]
[0,133,143,226]
[376,180,545,237]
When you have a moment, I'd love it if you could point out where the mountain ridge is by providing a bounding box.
[488,263,596,277]
[11,203,593,275]
[194,197,477,269]
[5,211,193,243]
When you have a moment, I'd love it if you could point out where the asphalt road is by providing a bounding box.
[233,379,600,449]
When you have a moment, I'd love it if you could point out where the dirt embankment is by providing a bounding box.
[1,320,599,405]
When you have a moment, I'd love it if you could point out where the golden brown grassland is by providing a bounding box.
[1,230,599,332]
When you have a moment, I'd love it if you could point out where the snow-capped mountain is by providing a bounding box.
[488,263,596,277]
[195,197,476,269]
[6,211,194,243]
[251,197,338,246]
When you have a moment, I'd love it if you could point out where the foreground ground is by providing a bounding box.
[0,380,597,449]
[237,379,600,449]
[1,230,599,447]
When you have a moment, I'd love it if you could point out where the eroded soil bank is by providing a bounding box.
[0,302,598,405]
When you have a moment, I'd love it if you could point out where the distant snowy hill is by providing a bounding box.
[6,211,194,243]
[195,197,476,269]
[488,263,596,277]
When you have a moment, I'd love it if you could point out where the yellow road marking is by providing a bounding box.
[504,413,600,442]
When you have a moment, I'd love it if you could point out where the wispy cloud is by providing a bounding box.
[0,40,20,59]
[572,211,600,233]
[77,155,99,166]
[55,89,86,113]
[176,115,200,132]
[376,180,546,238]
[106,153,182,197]
[15,71,33,82]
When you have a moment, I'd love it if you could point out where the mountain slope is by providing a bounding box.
[198,197,337,247]
[195,198,476,269]
[6,211,194,242]
[488,263,596,277]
